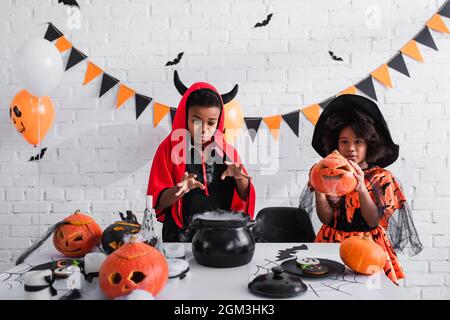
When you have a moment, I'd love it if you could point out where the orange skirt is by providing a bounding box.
[315,224,405,284]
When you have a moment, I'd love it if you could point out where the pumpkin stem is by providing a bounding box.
[74,209,81,214]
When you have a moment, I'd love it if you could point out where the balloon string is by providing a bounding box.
[37,96,41,256]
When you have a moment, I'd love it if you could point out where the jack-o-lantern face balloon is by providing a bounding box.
[99,241,168,299]
[9,89,55,146]
[101,211,141,254]
[309,150,358,196]
[53,210,102,257]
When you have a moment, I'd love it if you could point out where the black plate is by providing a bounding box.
[280,258,345,278]
[30,259,83,272]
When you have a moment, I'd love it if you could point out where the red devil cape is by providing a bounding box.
[147,82,256,228]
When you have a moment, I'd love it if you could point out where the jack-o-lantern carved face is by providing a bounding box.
[101,211,141,254]
[53,210,102,257]
[310,150,358,196]
[99,241,168,299]
[9,90,55,145]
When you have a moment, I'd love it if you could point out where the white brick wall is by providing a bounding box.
[0,0,449,299]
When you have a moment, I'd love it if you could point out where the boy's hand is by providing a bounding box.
[221,161,252,181]
[174,172,206,197]
[348,160,367,192]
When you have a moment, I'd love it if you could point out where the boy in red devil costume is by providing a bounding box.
[147,71,256,242]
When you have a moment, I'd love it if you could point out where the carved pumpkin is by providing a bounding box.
[309,150,358,196]
[339,234,386,275]
[101,211,141,254]
[99,240,168,299]
[53,210,102,257]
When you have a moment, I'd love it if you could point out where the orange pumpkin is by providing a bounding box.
[309,150,358,196]
[99,240,168,299]
[53,210,102,257]
[339,234,386,275]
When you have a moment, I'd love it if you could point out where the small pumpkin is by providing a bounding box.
[339,234,386,275]
[53,210,102,257]
[99,239,168,299]
[309,150,358,196]
[101,211,141,254]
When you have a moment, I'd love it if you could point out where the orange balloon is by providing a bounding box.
[223,99,244,143]
[9,89,55,145]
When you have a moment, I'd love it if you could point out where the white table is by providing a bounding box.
[0,243,412,300]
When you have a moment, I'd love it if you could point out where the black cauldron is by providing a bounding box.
[191,211,256,268]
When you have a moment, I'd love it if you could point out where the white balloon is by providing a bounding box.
[14,38,63,96]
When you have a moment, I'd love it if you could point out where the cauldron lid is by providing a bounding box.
[192,211,250,229]
[248,267,307,298]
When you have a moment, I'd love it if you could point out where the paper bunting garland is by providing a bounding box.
[388,53,410,77]
[44,23,63,42]
[371,64,393,88]
[45,0,450,141]
[135,94,152,119]
[301,104,321,126]
[356,76,377,101]
[281,111,300,137]
[153,102,170,127]
[83,61,103,85]
[414,27,438,51]
[65,47,87,71]
[170,107,177,124]
[263,115,282,140]
[244,117,262,141]
[439,1,450,18]
[401,40,424,62]
[55,36,72,53]
[99,73,119,97]
[116,84,135,109]
[427,14,450,33]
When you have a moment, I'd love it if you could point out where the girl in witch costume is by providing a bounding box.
[299,94,423,284]
[147,71,256,242]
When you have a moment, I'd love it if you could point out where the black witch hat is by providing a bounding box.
[312,94,399,168]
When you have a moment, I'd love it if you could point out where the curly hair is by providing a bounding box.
[321,109,389,165]
[186,89,222,110]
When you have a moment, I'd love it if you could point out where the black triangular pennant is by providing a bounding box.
[170,107,177,123]
[44,23,63,42]
[99,73,120,98]
[319,96,335,109]
[414,27,438,51]
[355,76,377,101]
[244,117,262,142]
[281,111,300,137]
[388,53,410,77]
[65,47,87,71]
[135,93,152,119]
[439,1,450,18]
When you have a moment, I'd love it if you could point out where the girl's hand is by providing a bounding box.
[175,172,206,197]
[308,163,317,192]
[221,161,252,181]
[349,160,366,192]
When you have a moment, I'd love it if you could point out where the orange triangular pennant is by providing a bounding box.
[400,40,424,62]
[371,64,393,88]
[301,104,321,126]
[338,86,357,96]
[116,84,135,109]
[427,14,450,33]
[153,102,170,127]
[263,115,282,140]
[55,36,72,52]
[83,61,103,85]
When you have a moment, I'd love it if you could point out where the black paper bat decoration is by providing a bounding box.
[328,51,344,61]
[275,244,308,261]
[165,52,184,66]
[28,148,47,162]
[254,13,273,28]
[58,0,80,9]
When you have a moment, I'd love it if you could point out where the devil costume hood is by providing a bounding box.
[147,71,256,229]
